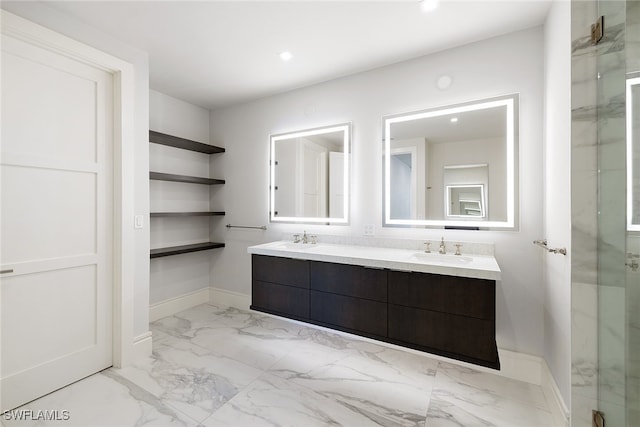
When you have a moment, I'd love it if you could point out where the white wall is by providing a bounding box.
[149,90,213,304]
[543,0,572,408]
[210,27,546,357]
[0,2,152,339]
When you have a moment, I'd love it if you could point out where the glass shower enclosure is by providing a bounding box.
[572,0,639,426]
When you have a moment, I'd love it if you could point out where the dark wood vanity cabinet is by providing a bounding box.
[251,255,310,320]
[310,261,388,338]
[250,254,499,369]
[387,270,498,368]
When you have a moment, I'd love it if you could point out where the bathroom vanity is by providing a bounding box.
[248,241,501,369]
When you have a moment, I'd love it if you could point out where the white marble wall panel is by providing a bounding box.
[628,1,640,73]
[627,235,640,426]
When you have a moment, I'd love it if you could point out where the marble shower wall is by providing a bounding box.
[571,0,629,426]
[627,0,640,73]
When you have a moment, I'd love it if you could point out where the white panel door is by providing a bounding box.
[300,139,328,217]
[329,152,344,218]
[1,33,114,411]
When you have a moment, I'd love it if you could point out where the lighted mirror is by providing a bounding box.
[627,76,640,231]
[270,123,350,223]
[384,94,518,229]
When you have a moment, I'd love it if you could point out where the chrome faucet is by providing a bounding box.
[454,244,462,256]
[439,237,446,254]
[302,230,308,244]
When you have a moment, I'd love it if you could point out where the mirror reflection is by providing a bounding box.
[447,185,485,218]
[628,76,640,231]
[270,123,350,223]
[384,94,518,228]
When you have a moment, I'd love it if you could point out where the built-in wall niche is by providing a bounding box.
[384,94,518,229]
[269,123,351,224]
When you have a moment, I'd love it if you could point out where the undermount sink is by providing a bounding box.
[409,252,474,265]
[267,241,317,251]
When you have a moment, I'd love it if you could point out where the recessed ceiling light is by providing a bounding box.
[279,51,293,61]
[450,117,458,123]
[420,0,439,13]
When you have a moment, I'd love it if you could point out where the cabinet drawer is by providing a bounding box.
[310,290,387,337]
[252,280,309,319]
[252,255,309,289]
[388,304,497,364]
[388,270,494,320]
[310,261,387,302]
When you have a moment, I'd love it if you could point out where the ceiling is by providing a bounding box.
[391,104,507,144]
[32,0,551,110]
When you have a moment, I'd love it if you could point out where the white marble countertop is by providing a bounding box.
[247,241,501,281]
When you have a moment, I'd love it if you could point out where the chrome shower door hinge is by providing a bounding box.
[591,16,604,45]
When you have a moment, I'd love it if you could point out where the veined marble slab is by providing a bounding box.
[248,240,501,281]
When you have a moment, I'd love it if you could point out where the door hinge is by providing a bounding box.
[591,16,604,45]
[592,409,604,427]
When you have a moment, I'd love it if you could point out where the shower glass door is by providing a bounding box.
[596,0,639,425]
[623,2,640,425]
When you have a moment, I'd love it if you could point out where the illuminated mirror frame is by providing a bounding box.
[269,123,351,224]
[627,76,639,231]
[383,94,518,229]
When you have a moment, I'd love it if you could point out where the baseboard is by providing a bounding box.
[148,287,210,322]
[497,348,544,384]
[541,360,571,427]
[498,349,569,426]
[132,331,152,361]
[208,287,251,310]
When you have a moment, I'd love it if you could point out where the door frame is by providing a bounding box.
[1,10,136,368]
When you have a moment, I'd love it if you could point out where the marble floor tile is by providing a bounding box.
[426,391,554,427]
[427,369,554,427]
[4,303,559,427]
[113,335,263,423]
[271,335,438,390]
[436,362,548,410]
[268,338,436,425]
[2,371,198,427]
[188,324,302,371]
[185,309,311,371]
[203,372,420,427]
[425,396,497,427]
[150,303,238,340]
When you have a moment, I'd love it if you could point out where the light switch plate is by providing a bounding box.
[134,215,144,229]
